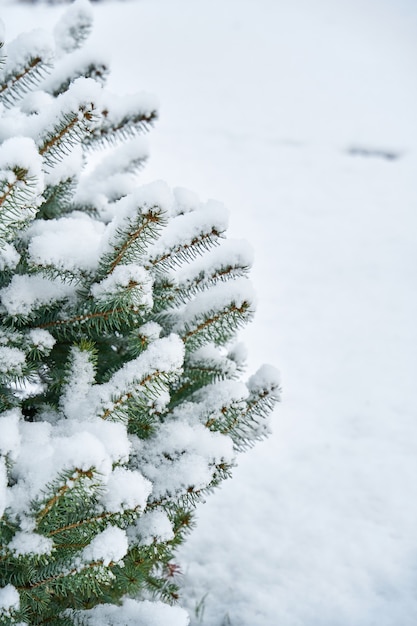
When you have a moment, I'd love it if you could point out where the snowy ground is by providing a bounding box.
[1,0,417,624]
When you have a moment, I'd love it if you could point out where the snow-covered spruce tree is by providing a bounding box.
[0,4,280,626]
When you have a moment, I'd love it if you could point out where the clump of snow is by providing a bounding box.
[191,379,248,414]
[173,277,256,336]
[82,527,128,566]
[90,335,184,421]
[28,329,56,353]
[135,420,234,500]
[60,347,96,421]
[137,321,162,343]
[0,410,21,460]
[91,265,153,310]
[101,467,151,513]
[4,29,54,75]
[43,47,110,95]
[0,585,20,617]
[0,243,19,271]
[247,364,281,396]
[187,343,239,379]
[76,598,189,626]
[0,137,44,198]
[100,180,173,240]
[173,187,200,216]
[27,213,105,274]
[55,419,131,470]
[55,75,103,113]
[8,419,131,521]
[9,531,53,556]
[128,510,174,547]
[100,91,159,129]
[0,274,74,317]
[0,346,25,376]
[147,199,229,266]
[30,77,103,155]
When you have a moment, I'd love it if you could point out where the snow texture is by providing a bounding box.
[102,179,172,229]
[0,410,21,460]
[127,509,174,546]
[27,214,105,273]
[91,264,153,309]
[77,598,189,626]
[9,531,53,556]
[60,346,96,421]
[0,346,25,375]
[136,419,234,500]
[101,467,152,513]
[0,274,74,317]
[4,28,54,73]
[81,526,128,566]
[0,243,19,271]
[28,328,56,352]
[7,417,132,521]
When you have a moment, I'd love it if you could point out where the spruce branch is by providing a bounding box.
[0,56,52,109]
[179,299,253,350]
[86,107,158,149]
[38,105,97,169]
[147,226,224,274]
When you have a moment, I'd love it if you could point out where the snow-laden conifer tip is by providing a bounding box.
[0,137,44,191]
[57,75,103,113]
[5,29,54,72]
[248,363,281,395]
[91,264,153,309]
[54,0,94,55]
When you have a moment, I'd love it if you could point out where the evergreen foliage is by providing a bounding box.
[0,4,280,625]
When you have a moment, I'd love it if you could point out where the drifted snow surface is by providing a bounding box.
[1,0,417,624]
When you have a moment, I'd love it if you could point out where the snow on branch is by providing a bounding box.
[0,29,54,108]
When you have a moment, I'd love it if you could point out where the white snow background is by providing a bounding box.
[1,0,417,624]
